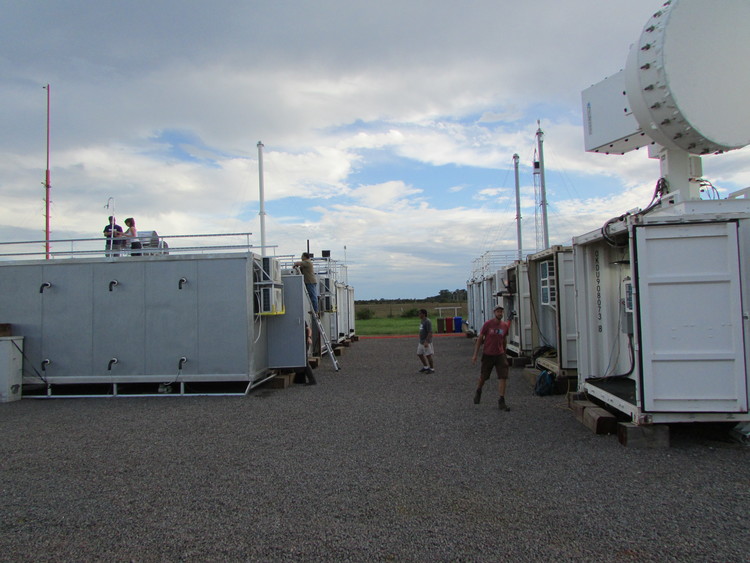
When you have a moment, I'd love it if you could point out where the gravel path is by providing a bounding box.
[1,334,748,562]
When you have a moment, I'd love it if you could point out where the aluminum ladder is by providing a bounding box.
[298,278,339,371]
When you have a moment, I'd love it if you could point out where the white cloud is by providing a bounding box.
[2,1,749,299]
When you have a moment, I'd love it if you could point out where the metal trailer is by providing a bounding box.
[466,272,499,335]
[574,198,750,425]
[525,246,578,378]
[466,251,519,335]
[282,253,354,345]
[500,260,533,360]
[0,241,312,397]
[335,282,356,342]
[466,277,484,335]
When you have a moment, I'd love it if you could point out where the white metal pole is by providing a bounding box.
[257,141,266,256]
[536,123,550,249]
[43,84,51,259]
[513,153,523,261]
[106,198,115,258]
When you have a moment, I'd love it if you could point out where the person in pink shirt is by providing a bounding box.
[472,305,512,411]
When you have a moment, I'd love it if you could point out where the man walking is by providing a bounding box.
[417,309,435,373]
[472,305,512,410]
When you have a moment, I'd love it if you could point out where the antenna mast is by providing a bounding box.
[513,153,523,261]
[43,84,51,259]
[535,122,550,250]
[257,141,266,256]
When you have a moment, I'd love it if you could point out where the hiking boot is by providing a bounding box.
[498,398,510,411]
[473,389,481,404]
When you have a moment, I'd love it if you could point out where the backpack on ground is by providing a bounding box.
[534,370,556,396]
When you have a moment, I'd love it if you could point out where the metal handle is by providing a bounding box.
[179,277,187,290]
[109,280,118,292]
[108,358,118,371]
[39,282,51,293]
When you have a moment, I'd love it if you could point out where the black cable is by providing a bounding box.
[600,177,669,248]
[585,333,635,382]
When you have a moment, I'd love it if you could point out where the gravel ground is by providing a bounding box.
[1,333,748,562]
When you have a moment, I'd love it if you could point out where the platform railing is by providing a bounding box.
[0,232,269,260]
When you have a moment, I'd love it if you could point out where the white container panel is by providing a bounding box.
[197,257,254,375]
[1,266,43,381]
[41,263,95,378]
[557,251,578,371]
[92,261,147,376]
[144,259,199,377]
[635,222,748,412]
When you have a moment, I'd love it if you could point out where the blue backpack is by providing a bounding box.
[534,370,556,396]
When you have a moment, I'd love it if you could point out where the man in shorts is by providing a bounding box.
[472,304,512,410]
[417,309,435,373]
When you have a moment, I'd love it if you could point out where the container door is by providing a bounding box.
[556,251,578,370]
[144,260,198,377]
[93,262,146,376]
[635,222,747,412]
[518,263,533,354]
[267,274,307,368]
[42,263,94,377]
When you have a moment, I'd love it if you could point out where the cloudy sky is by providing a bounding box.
[2,1,749,299]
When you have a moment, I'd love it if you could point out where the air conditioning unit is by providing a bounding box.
[540,259,556,306]
[259,286,284,315]
[261,256,282,283]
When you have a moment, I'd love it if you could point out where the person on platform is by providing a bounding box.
[123,217,142,256]
[103,216,124,257]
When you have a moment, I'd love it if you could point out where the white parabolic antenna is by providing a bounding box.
[625,0,750,154]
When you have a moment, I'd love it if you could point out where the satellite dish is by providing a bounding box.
[625,0,750,154]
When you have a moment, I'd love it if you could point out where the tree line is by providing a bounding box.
[355,289,467,305]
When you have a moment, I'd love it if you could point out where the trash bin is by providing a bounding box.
[0,336,23,403]
[436,317,445,334]
[445,317,454,332]
[454,317,463,333]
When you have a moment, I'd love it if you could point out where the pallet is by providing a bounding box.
[265,372,296,389]
[570,399,618,435]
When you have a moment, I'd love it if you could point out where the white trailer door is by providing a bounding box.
[557,251,578,370]
[636,221,747,412]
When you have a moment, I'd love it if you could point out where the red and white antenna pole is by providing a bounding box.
[43,84,51,259]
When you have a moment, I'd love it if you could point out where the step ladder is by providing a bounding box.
[310,308,339,371]
[296,271,339,371]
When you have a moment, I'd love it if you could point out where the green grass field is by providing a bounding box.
[355,301,466,320]
[354,301,467,336]
[355,317,422,336]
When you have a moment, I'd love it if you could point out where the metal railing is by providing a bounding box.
[469,250,528,279]
[0,233,267,260]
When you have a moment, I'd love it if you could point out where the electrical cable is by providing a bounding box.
[586,333,635,381]
[697,178,721,200]
[600,177,669,247]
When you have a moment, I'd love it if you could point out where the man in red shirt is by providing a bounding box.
[472,304,512,411]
